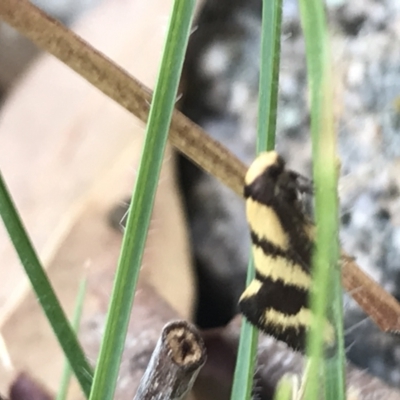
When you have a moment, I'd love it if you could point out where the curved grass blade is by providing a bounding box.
[0,172,93,397]
[88,1,196,399]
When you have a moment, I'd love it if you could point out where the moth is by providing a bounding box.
[239,151,334,351]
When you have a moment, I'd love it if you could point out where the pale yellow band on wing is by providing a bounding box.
[264,308,335,345]
[252,246,311,289]
[239,279,263,301]
[245,151,279,185]
[246,198,288,250]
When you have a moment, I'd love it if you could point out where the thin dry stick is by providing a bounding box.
[0,0,245,196]
[341,255,400,332]
[0,0,400,333]
[134,321,206,400]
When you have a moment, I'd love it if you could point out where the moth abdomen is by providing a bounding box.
[240,151,335,352]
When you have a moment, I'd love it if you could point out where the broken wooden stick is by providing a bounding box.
[134,321,206,400]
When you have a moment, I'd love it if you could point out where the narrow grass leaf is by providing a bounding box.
[88,2,196,400]
[298,1,345,399]
[231,1,282,399]
[230,260,258,400]
[273,375,296,400]
[257,0,282,151]
[0,172,92,397]
[56,278,88,400]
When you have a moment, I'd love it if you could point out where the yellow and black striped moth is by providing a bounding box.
[239,151,335,351]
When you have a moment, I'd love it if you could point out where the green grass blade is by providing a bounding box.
[231,1,282,399]
[257,0,283,151]
[0,172,93,397]
[230,320,259,400]
[273,375,295,400]
[230,259,258,400]
[56,278,88,400]
[298,1,345,399]
[325,268,346,400]
[88,2,195,399]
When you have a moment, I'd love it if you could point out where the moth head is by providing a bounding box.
[244,151,286,203]
[244,151,285,187]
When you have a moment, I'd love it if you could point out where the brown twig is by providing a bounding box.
[81,282,192,400]
[0,0,245,196]
[342,255,400,332]
[0,0,400,334]
[134,321,206,400]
